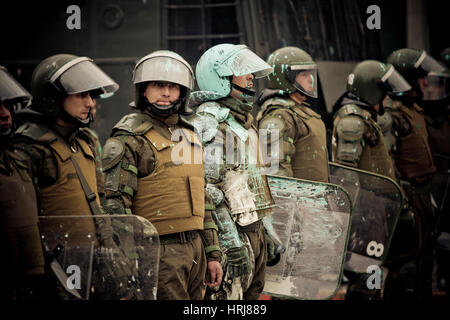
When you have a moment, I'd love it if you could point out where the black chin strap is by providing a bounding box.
[59,108,92,128]
[231,83,256,97]
[146,98,183,117]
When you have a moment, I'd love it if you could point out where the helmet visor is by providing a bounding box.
[419,73,450,101]
[381,66,412,96]
[418,52,448,75]
[56,59,119,98]
[286,64,318,98]
[0,67,32,109]
[222,46,273,78]
[133,56,194,89]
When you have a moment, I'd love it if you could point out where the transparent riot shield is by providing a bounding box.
[38,215,159,300]
[329,162,403,274]
[262,175,352,300]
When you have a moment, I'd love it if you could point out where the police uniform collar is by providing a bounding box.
[142,109,180,126]
[217,96,254,129]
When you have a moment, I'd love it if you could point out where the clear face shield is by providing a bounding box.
[219,46,272,99]
[285,64,318,98]
[381,65,412,98]
[418,73,450,101]
[52,58,119,99]
[219,45,273,79]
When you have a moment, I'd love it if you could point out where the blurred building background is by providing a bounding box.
[0,0,448,144]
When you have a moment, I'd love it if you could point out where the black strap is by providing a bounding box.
[70,154,103,216]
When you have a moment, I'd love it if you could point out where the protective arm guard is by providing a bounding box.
[199,191,222,262]
[335,115,365,167]
[101,135,140,215]
[212,205,250,278]
[258,113,296,177]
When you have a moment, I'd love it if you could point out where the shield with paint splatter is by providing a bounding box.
[262,175,352,300]
[329,162,403,274]
[39,215,160,300]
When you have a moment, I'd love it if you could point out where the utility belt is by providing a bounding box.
[159,230,199,245]
[236,219,263,233]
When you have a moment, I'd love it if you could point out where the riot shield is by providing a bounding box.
[38,215,159,300]
[329,162,403,274]
[262,175,352,300]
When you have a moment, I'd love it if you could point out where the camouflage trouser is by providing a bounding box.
[157,232,207,300]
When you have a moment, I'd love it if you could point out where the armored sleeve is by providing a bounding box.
[258,108,306,177]
[199,190,222,262]
[101,132,156,215]
[334,115,365,167]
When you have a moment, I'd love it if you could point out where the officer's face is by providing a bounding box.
[295,71,314,93]
[62,92,95,120]
[144,81,180,105]
[0,102,13,133]
[230,73,254,99]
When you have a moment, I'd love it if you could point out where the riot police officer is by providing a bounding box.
[332,60,412,300]
[379,48,447,299]
[256,46,329,182]
[187,43,274,300]
[101,50,222,300]
[0,66,48,300]
[11,54,136,300]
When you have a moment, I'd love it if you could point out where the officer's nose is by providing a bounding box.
[162,85,170,96]
[84,92,95,108]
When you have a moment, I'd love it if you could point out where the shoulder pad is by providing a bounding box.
[336,104,371,120]
[196,101,230,123]
[102,137,125,171]
[14,122,57,144]
[336,115,365,141]
[183,112,219,144]
[257,97,295,121]
[260,97,295,112]
[258,114,286,134]
[113,113,153,136]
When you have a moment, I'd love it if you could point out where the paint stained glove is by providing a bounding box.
[225,246,251,278]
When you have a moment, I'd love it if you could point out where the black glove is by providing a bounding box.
[265,230,282,266]
[226,246,251,278]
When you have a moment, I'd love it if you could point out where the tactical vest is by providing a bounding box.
[393,104,436,181]
[336,104,396,181]
[262,98,329,182]
[15,123,100,244]
[0,150,45,276]
[131,123,205,235]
